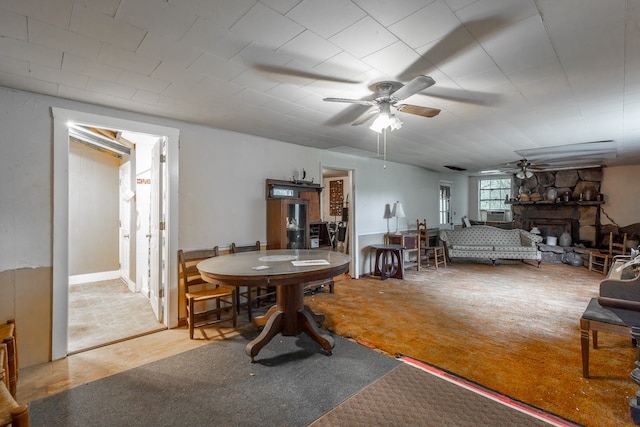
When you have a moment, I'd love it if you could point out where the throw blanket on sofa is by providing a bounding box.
[439,226,543,267]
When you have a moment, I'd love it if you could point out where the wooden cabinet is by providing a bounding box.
[385,233,421,271]
[267,198,309,249]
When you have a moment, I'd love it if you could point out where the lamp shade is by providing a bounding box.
[392,201,406,218]
[383,203,393,219]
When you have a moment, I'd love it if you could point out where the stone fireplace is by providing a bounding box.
[509,167,603,247]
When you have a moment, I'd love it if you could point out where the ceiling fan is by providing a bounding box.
[513,159,543,179]
[322,75,441,132]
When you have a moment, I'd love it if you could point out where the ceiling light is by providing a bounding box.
[369,113,402,133]
[516,170,533,179]
[369,102,402,133]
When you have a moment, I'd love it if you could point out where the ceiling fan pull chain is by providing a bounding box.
[383,128,387,169]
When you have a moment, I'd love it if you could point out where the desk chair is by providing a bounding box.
[417,220,446,269]
[230,241,274,321]
[589,232,627,275]
[178,247,236,339]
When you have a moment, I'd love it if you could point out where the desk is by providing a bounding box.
[371,244,405,280]
[198,249,350,362]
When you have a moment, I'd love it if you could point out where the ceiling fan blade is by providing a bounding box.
[396,104,441,118]
[391,75,435,101]
[351,108,379,126]
[323,97,376,106]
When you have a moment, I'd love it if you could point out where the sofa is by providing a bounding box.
[439,225,543,267]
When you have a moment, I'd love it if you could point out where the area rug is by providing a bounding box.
[311,355,581,427]
[29,332,399,427]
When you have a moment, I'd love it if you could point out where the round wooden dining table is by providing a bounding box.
[197,249,350,362]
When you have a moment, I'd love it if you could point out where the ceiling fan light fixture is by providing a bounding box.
[369,113,402,133]
[516,170,533,179]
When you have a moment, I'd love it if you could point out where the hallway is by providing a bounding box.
[68,279,165,353]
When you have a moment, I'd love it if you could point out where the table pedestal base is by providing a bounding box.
[246,283,334,362]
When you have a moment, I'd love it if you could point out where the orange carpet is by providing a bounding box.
[305,261,637,427]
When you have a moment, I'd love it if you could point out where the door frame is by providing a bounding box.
[320,165,358,279]
[52,108,180,360]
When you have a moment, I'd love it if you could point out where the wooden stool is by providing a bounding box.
[371,244,405,280]
[424,246,447,269]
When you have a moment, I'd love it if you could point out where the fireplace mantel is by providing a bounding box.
[506,201,603,207]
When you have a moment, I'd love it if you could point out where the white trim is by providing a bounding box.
[69,270,120,286]
[52,107,180,360]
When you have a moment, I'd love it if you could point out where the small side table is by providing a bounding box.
[371,244,405,280]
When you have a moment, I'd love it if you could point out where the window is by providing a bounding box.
[479,178,511,211]
[439,183,451,225]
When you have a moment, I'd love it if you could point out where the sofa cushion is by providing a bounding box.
[451,245,495,251]
[493,245,537,253]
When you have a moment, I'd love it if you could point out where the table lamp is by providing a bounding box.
[391,201,405,234]
[383,203,393,234]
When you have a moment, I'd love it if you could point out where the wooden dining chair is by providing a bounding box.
[230,241,274,321]
[0,320,18,397]
[178,247,236,339]
[417,219,447,269]
[0,343,29,427]
[589,232,627,275]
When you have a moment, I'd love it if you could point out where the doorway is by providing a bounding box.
[321,167,357,278]
[66,127,165,353]
[52,108,180,360]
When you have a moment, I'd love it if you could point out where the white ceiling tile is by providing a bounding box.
[189,52,248,81]
[313,51,372,80]
[231,69,281,93]
[0,70,59,94]
[388,1,460,49]
[454,0,538,25]
[352,0,432,27]
[170,0,256,28]
[329,16,398,59]
[362,41,433,79]
[86,77,137,98]
[70,4,146,52]
[62,53,122,81]
[286,0,367,38]
[29,62,89,88]
[115,0,198,41]
[229,88,276,107]
[0,36,62,68]
[1,0,73,28]
[230,3,304,50]
[73,0,120,17]
[266,83,313,102]
[28,18,102,60]
[151,61,206,87]
[0,8,28,40]
[230,42,293,69]
[131,89,161,105]
[98,45,160,76]
[180,18,249,59]
[482,15,557,75]
[260,0,301,15]
[278,31,342,68]
[0,54,29,76]
[117,70,170,94]
[137,32,202,69]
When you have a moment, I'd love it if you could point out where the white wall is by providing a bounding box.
[0,85,468,365]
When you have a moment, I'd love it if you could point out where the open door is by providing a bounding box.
[148,139,165,322]
[119,158,136,291]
